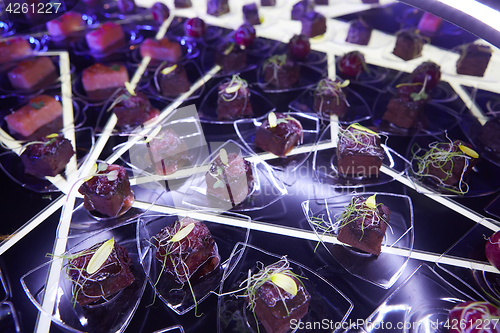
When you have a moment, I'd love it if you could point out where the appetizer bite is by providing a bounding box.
[244,258,311,333]
[215,42,247,73]
[262,54,300,89]
[254,112,303,157]
[68,238,135,306]
[337,194,390,255]
[288,34,311,60]
[82,63,129,100]
[392,28,425,61]
[146,127,190,175]
[337,123,384,177]
[217,74,253,120]
[158,64,190,98]
[183,17,206,38]
[7,57,57,90]
[5,95,62,138]
[78,163,134,217]
[338,51,369,78]
[314,78,349,117]
[479,117,500,154]
[205,149,254,206]
[175,0,192,8]
[152,2,171,24]
[0,37,32,64]
[300,11,326,38]
[207,0,230,17]
[243,3,261,26]
[46,12,85,37]
[140,38,181,62]
[110,90,160,129]
[448,301,500,333]
[382,82,428,129]
[261,0,276,6]
[152,217,220,284]
[410,61,441,91]
[456,43,492,77]
[346,18,372,45]
[21,134,74,177]
[411,139,479,194]
[291,0,314,20]
[235,24,256,48]
[85,22,125,53]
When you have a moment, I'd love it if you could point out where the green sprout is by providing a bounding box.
[220,74,248,102]
[262,54,288,87]
[337,123,384,158]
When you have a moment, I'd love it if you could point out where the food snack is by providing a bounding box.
[158,64,190,98]
[337,123,384,177]
[243,3,261,26]
[175,0,192,8]
[244,258,311,333]
[216,75,253,120]
[4,95,62,138]
[146,127,190,175]
[68,238,135,306]
[314,78,350,117]
[291,0,314,20]
[254,112,303,157]
[215,42,247,73]
[153,217,220,283]
[263,54,300,89]
[411,139,479,193]
[410,61,441,91]
[207,0,230,17]
[392,28,425,61]
[7,57,57,90]
[346,18,372,45]
[0,37,32,64]
[300,11,326,38]
[479,117,500,154]
[21,134,74,177]
[448,301,500,333]
[140,38,181,62]
[337,194,390,255]
[78,163,135,217]
[85,22,125,53]
[205,149,254,206]
[111,91,160,128]
[338,51,368,78]
[82,63,129,100]
[456,43,492,77]
[382,82,428,129]
[46,12,84,37]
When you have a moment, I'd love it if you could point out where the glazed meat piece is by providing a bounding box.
[392,29,425,61]
[4,95,62,138]
[314,78,349,117]
[243,3,261,26]
[216,76,253,120]
[21,135,74,177]
[85,22,125,53]
[68,240,135,306]
[337,195,390,255]
[8,57,57,90]
[140,38,182,62]
[346,18,372,45]
[153,217,220,283]
[0,37,32,64]
[112,92,160,128]
[337,124,384,177]
[207,0,230,16]
[215,42,247,73]
[456,43,492,77]
[46,12,84,37]
[254,113,303,157]
[146,128,190,175]
[263,54,300,89]
[382,83,428,129]
[82,63,129,100]
[78,164,134,217]
[159,64,190,98]
[300,11,326,38]
[417,12,443,36]
[205,150,254,206]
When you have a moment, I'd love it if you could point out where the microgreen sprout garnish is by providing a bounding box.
[30,101,45,110]
[410,135,477,194]
[210,149,230,189]
[338,123,384,158]
[409,76,428,101]
[220,74,248,102]
[86,238,114,274]
[161,64,177,75]
[315,78,351,113]
[124,81,136,96]
[223,42,235,55]
[268,112,277,128]
[262,54,288,86]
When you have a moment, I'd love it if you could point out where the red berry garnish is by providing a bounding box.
[152,2,170,24]
[184,17,206,38]
[288,34,310,60]
[338,51,366,77]
[411,61,441,91]
[235,24,256,47]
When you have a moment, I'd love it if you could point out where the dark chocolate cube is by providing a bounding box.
[154,217,220,283]
[456,44,492,77]
[254,278,311,333]
[159,64,190,98]
[261,0,276,6]
[382,85,426,129]
[68,242,135,306]
[263,56,300,89]
[207,0,229,16]
[346,19,372,45]
[479,117,500,153]
[216,81,253,120]
[215,42,247,73]
[300,11,326,38]
[243,3,261,25]
[174,0,192,8]
[392,29,424,61]
[291,0,314,20]
[254,113,302,157]
[21,135,74,177]
[78,164,134,217]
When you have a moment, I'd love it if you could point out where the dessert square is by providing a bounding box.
[243,3,261,26]
[300,11,326,38]
[21,135,74,177]
[479,117,500,154]
[216,76,253,120]
[46,12,84,37]
[0,37,32,64]
[291,0,314,20]
[78,164,134,217]
[68,241,135,306]
[254,113,303,157]
[382,84,427,129]
[112,92,159,128]
[346,19,372,45]
[456,43,492,77]
[392,29,425,61]
[159,64,191,98]
[146,128,190,175]
[4,95,63,138]
[7,57,58,90]
[314,78,349,117]
[85,22,125,53]
[337,124,384,177]
[153,217,220,283]
[140,38,182,62]
[207,0,230,16]
[263,54,300,89]
[82,63,129,99]
[215,42,247,73]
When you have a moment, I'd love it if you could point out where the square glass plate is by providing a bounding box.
[182,140,287,212]
[217,243,354,333]
[20,224,150,333]
[302,192,414,288]
[136,211,250,315]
